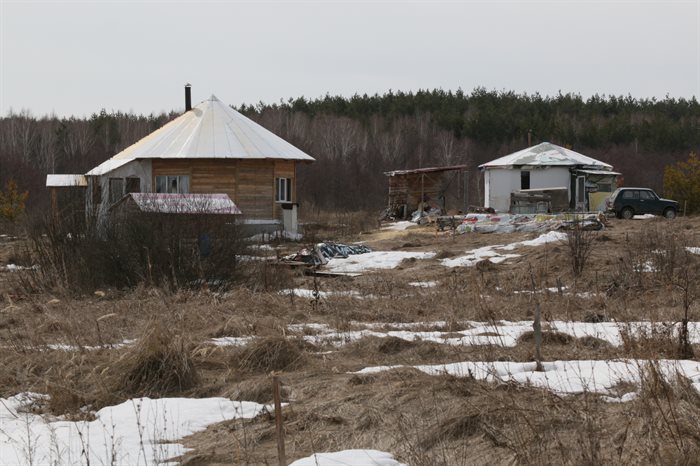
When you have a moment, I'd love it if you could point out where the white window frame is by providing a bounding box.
[275,177,292,203]
[155,175,190,194]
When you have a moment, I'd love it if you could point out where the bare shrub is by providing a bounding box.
[21,208,247,294]
[113,321,198,397]
[566,219,595,277]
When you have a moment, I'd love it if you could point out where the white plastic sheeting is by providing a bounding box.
[87,95,314,176]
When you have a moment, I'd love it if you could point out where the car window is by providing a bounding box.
[640,191,655,200]
[622,190,639,200]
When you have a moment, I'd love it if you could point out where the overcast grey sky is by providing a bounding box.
[1,0,698,117]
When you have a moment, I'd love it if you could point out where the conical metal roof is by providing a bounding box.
[479,142,612,170]
[88,95,314,176]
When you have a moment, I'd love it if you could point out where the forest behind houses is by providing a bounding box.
[1,88,698,213]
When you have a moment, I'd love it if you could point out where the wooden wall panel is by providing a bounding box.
[152,158,295,219]
[237,160,275,218]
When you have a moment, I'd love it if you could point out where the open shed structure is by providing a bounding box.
[46,174,88,230]
[479,143,619,213]
[384,165,468,218]
[47,86,314,233]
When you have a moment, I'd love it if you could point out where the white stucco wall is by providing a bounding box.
[87,159,153,224]
[484,167,572,212]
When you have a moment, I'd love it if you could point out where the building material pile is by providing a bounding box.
[440,212,606,234]
[282,242,372,266]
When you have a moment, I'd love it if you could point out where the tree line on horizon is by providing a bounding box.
[0,88,698,213]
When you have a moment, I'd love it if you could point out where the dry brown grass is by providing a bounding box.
[236,336,308,373]
[112,321,199,397]
[3,216,700,464]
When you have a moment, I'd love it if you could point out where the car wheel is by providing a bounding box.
[663,208,677,219]
[621,207,634,220]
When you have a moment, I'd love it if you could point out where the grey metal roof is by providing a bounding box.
[384,164,468,177]
[87,95,314,176]
[479,142,613,170]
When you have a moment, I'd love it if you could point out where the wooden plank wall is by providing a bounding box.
[237,160,274,218]
[152,159,295,219]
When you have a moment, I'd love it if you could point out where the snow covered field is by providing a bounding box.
[0,395,269,465]
[357,359,700,400]
[210,320,700,349]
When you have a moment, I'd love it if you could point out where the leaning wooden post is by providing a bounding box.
[272,375,286,466]
[420,173,425,215]
[529,266,544,372]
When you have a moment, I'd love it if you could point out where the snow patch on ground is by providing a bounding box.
[324,251,436,273]
[0,394,269,465]
[442,231,566,268]
[686,247,700,255]
[381,221,415,231]
[290,449,406,466]
[356,359,700,399]
[499,230,568,250]
[45,339,135,351]
[279,288,367,299]
[2,264,38,272]
[408,281,438,288]
[210,320,700,349]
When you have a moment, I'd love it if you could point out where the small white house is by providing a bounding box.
[479,142,619,213]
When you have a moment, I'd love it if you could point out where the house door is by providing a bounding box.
[576,176,586,211]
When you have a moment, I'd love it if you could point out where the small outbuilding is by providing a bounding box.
[384,165,469,218]
[479,142,619,213]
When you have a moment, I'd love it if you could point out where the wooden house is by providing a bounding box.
[48,86,314,233]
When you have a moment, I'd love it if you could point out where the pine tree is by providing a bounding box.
[0,179,29,222]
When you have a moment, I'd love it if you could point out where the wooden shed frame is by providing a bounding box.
[384,165,469,218]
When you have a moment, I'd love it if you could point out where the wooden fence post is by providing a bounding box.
[272,375,286,466]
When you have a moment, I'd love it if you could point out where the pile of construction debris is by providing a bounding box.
[438,212,606,234]
[282,242,372,266]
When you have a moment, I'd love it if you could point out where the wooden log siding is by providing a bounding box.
[152,159,296,219]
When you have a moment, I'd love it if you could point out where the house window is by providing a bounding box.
[109,178,124,204]
[520,171,530,190]
[275,177,292,202]
[155,175,190,194]
[125,177,141,194]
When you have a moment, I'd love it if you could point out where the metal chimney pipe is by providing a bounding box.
[185,83,192,111]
